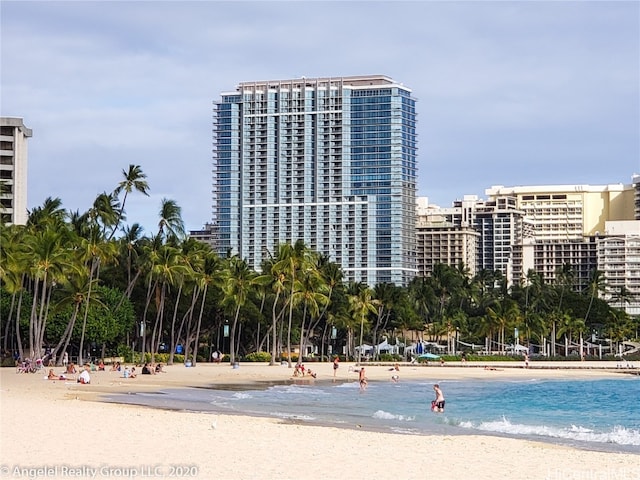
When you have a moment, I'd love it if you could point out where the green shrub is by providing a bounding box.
[379,353,402,362]
[279,353,299,363]
[139,353,185,364]
[2,357,16,367]
[116,345,134,363]
[243,351,272,362]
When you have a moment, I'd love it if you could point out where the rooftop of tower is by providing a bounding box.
[234,75,404,91]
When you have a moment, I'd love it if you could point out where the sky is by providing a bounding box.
[1,1,639,235]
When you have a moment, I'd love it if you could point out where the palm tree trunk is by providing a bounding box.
[270,290,280,365]
[192,285,208,367]
[79,258,101,364]
[28,279,40,359]
[150,283,166,365]
[168,282,184,364]
[358,314,364,364]
[286,294,294,368]
[53,303,81,365]
[230,305,241,364]
[3,292,16,353]
[15,287,25,361]
[297,302,308,362]
[178,290,198,365]
[140,277,156,364]
[35,273,49,360]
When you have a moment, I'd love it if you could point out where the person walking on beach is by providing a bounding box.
[333,356,339,378]
[432,384,445,412]
[62,351,68,368]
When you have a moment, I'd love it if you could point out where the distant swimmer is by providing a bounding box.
[432,384,445,413]
[391,374,399,383]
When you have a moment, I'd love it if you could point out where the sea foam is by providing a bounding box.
[373,410,415,422]
[457,417,640,446]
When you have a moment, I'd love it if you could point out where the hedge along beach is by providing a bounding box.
[1,362,639,480]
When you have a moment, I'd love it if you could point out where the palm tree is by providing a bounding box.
[26,197,67,230]
[307,257,343,359]
[75,202,119,365]
[348,282,378,364]
[190,250,222,366]
[554,263,575,313]
[221,256,257,364]
[372,283,400,360]
[583,268,606,325]
[23,227,76,360]
[611,285,634,313]
[255,253,288,365]
[556,314,585,356]
[486,299,521,353]
[0,224,27,357]
[407,276,435,338]
[273,240,308,367]
[109,164,150,240]
[166,240,197,365]
[295,255,328,360]
[52,272,100,365]
[158,198,185,242]
[118,223,145,299]
[149,244,185,364]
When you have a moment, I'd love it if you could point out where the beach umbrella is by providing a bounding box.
[417,353,441,360]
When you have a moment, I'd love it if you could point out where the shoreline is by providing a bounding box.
[1,362,639,480]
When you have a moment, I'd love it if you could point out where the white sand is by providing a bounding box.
[1,362,638,480]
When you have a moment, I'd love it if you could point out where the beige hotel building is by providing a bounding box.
[417,177,639,315]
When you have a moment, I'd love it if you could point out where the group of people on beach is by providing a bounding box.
[45,359,167,384]
[333,357,445,411]
[46,362,92,383]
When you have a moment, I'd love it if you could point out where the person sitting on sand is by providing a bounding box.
[129,367,137,378]
[307,368,317,379]
[77,364,91,384]
[155,363,165,373]
[141,363,153,375]
[110,362,121,372]
[98,360,105,371]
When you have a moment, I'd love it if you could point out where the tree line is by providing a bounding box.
[1,165,637,366]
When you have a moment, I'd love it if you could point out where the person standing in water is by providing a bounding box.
[359,367,368,390]
[432,384,445,412]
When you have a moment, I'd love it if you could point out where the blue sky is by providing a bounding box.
[1,1,638,234]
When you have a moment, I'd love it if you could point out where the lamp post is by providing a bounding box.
[223,320,230,358]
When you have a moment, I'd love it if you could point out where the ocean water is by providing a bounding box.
[105,376,640,454]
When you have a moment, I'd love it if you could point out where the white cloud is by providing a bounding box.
[2,0,638,222]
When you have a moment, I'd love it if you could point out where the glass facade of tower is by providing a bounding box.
[212,76,417,286]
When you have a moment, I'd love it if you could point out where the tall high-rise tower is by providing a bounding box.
[0,117,31,225]
[212,75,417,286]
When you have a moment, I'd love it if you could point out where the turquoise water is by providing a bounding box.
[106,377,640,453]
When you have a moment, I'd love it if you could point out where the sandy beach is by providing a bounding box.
[1,361,638,480]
